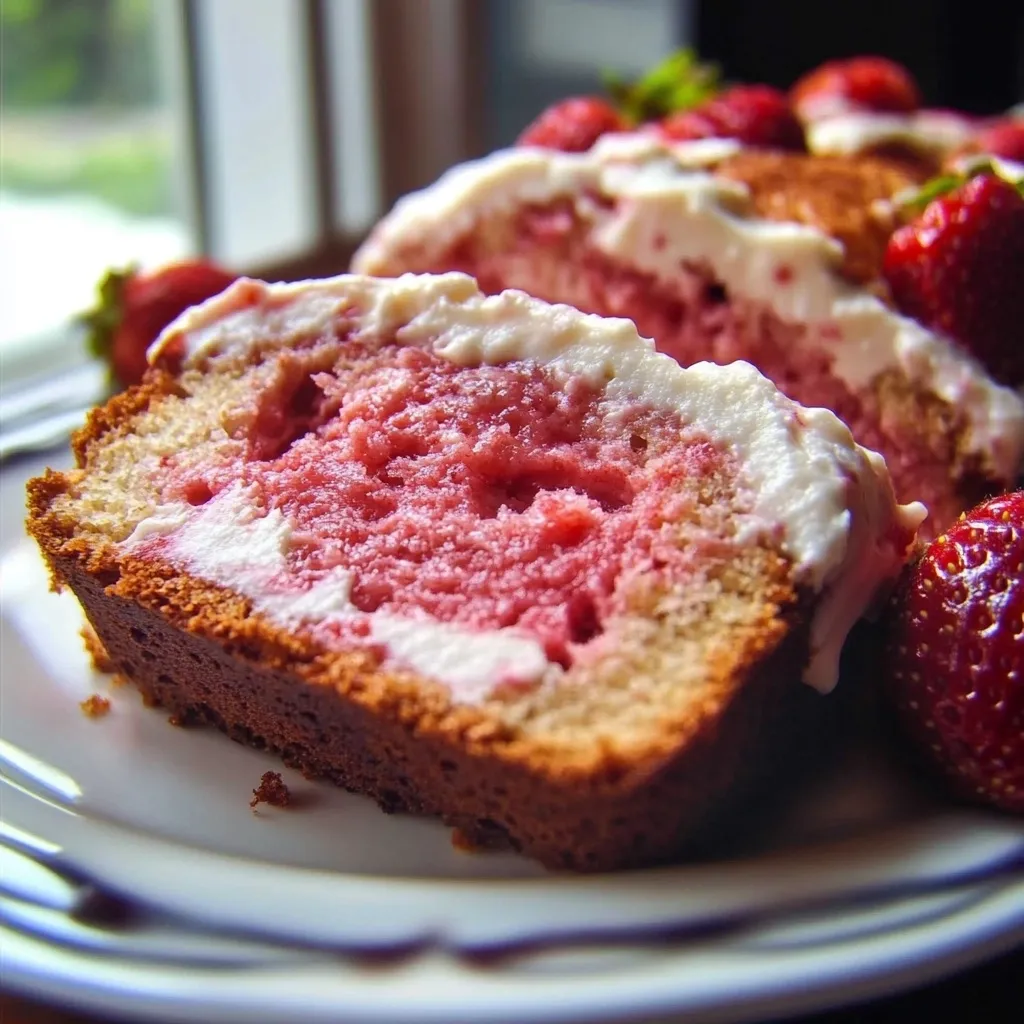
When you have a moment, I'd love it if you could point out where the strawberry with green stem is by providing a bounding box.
[603,49,721,126]
[518,49,805,154]
[883,167,1024,387]
[82,260,238,388]
[518,49,720,152]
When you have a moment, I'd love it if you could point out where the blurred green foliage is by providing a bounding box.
[1,0,173,218]
[0,133,172,217]
[2,0,158,109]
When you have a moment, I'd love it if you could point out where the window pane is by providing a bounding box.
[0,0,193,363]
[192,0,320,267]
[483,0,694,150]
[323,0,381,234]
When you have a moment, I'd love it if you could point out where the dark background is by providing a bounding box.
[485,0,1024,149]
[697,0,1023,114]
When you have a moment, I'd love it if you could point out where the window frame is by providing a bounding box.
[179,0,486,283]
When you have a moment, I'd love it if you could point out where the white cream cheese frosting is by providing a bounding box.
[142,273,922,697]
[805,111,976,160]
[351,135,1024,482]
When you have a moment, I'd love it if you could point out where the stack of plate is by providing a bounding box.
[2,459,1022,1024]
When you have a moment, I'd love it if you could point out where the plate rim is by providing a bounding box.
[5,759,1024,952]
[3,877,1023,1024]
[4,509,1024,1021]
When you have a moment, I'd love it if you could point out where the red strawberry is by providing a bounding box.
[882,172,1024,386]
[83,260,238,387]
[658,85,805,151]
[517,97,626,153]
[882,491,1024,814]
[972,117,1024,163]
[791,56,921,122]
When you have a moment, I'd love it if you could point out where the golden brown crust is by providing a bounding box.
[70,372,181,465]
[853,142,940,181]
[42,546,813,870]
[715,151,920,284]
[81,624,117,673]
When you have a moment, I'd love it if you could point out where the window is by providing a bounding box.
[0,0,193,378]
[0,1,695,345]
[483,0,693,150]
[0,0,698,399]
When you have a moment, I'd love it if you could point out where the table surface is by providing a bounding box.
[2,948,1022,1023]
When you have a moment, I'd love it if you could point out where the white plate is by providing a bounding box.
[2,454,1023,1022]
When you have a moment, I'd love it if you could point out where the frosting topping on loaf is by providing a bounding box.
[143,273,921,695]
[353,136,1024,482]
[805,110,976,160]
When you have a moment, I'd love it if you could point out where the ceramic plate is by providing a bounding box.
[2,454,1023,1023]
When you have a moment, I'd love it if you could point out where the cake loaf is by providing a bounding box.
[28,273,922,870]
[353,136,1024,539]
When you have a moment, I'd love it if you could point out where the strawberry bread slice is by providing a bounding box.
[28,273,922,870]
[353,135,1024,540]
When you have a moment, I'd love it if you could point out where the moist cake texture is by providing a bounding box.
[353,135,1024,539]
[28,273,922,869]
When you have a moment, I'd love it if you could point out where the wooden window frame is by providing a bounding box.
[181,0,487,284]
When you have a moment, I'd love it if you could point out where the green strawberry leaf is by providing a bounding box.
[898,174,964,215]
[897,159,1024,215]
[603,49,721,126]
[78,265,137,364]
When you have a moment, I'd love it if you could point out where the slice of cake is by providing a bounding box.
[353,136,1024,539]
[27,273,922,871]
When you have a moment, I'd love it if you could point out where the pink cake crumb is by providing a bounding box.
[147,342,740,669]
[436,199,990,538]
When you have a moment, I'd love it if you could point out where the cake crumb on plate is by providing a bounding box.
[451,827,480,853]
[79,694,111,718]
[251,771,291,809]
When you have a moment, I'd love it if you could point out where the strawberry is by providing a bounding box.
[517,50,722,152]
[882,172,1024,386]
[791,56,921,122]
[972,117,1024,163]
[82,260,237,387]
[882,491,1024,814]
[517,97,626,153]
[658,85,805,151]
